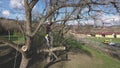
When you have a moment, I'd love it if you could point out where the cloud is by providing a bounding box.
[10,13,25,20]
[100,0,114,4]
[2,10,10,17]
[10,0,24,9]
[94,14,120,26]
[101,15,119,22]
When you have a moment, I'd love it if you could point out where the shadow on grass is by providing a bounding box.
[44,59,71,68]
[28,53,69,68]
[44,46,92,68]
[27,50,48,68]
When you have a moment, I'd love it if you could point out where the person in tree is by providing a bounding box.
[45,22,54,62]
[45,22,53,47]
[46,22,53,35]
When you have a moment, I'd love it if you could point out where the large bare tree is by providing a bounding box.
[0,0,120,68]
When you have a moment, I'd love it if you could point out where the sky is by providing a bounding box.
[0,0,120,26]
[0,0,45,20]
[0,0,25,20]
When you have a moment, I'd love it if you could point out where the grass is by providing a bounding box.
[0,35,25,44]
[66,38,120,68]
[13,36,25,44]
[85,45,120,68]
[66,38,88,52]
[66,39,82,49]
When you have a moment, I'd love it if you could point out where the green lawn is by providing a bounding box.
[66,39,120,68]
[84,45,120,68]
[0,35,25,44]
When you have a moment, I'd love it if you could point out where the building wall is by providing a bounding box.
[117,35,120,38]
[105,35,114,38]
[96,34,103,37]
[89,34,120,38]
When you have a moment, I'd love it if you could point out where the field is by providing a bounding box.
[0,35,25,44]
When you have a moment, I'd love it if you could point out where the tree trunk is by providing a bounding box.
[20,5,32,68]
[20,53,29,68]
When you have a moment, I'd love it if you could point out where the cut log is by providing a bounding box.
[37,46,66,53]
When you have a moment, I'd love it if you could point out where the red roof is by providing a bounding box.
[95,32,120,35]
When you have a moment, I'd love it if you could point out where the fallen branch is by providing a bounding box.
[37,46,66,53]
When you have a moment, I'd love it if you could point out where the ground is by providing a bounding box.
[28,32,120,68]
[49,52,93,68]
[48,51,120,68]
[1,32,120,68]
[29,49,120,68]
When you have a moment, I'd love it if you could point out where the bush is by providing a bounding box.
[32,26,46,48]
[65,38,83,49]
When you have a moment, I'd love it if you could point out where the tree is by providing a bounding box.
[0,0,120,68]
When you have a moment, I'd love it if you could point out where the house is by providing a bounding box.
[93,32,120,38]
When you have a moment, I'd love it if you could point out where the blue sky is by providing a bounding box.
[0,0,120,26]
[0,0,25,20]
[0,0,45,20]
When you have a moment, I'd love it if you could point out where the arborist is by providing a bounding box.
[45,22,53,48]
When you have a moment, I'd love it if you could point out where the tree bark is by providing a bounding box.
[21,6,31,67]
[20,53,30,68]
[25,4,32,51]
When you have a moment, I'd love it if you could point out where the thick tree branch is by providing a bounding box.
[24,0,29,10]
[29,0,38,9]
[37,46,66,53]
[31,0,111,37]
[31,2,85,37]
[0,37,22,52]
[111,2,120,13]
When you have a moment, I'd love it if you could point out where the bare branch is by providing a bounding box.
[0,37,22,52]
[111,2,120,12]
[31,1,86,37]
[16,18,26,39]
[37,46,66,53]
[29,0,38,9]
